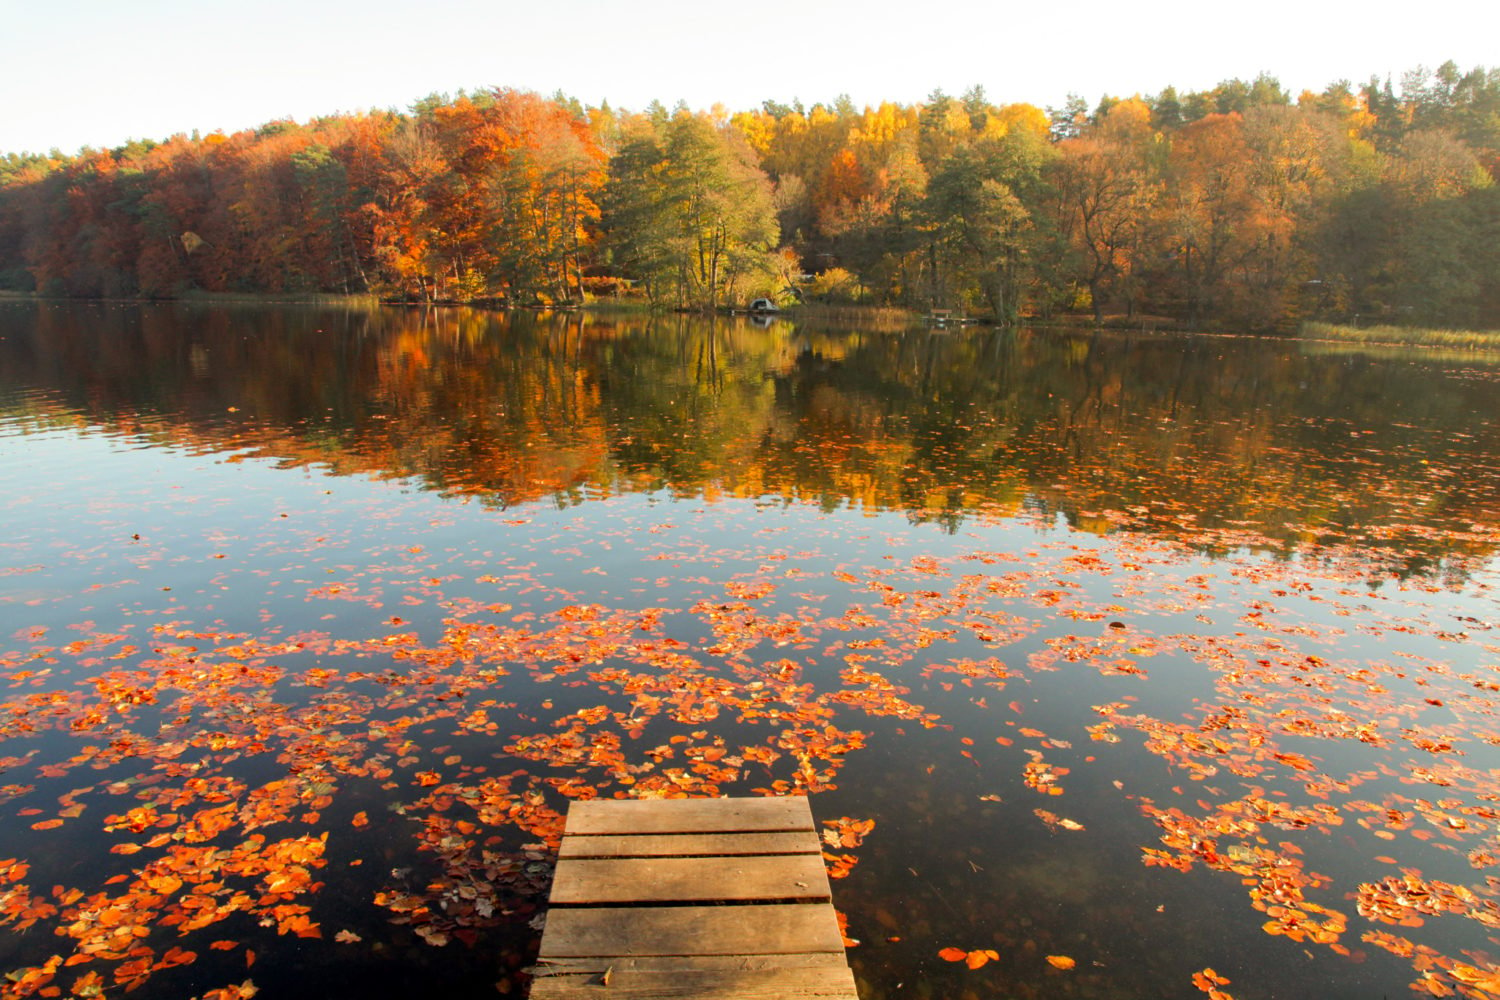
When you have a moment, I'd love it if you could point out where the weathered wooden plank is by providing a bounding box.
[551,854,830,904]
[531,953,848,976]
[528,966,858,999]
[564,796,813,835]
[536,798,857,998]
[537,903,845,958]
[558,830,820,858]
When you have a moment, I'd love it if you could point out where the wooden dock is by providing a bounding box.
[530,796,859,999]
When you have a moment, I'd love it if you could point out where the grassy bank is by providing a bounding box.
[781,303,925,332]
[177,289,384,307]
[1301,339,1500,366]
[578,299,656,315]
[1302,320,1500,349]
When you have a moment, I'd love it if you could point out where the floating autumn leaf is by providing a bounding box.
[1192,967,1234,998]
[157,946,198,970]
[836,909,858,948]
[415,925,450,947]
[1046,955,1076,970]
[69,970,104,997]
[1447,963,1500,991]
[939,947,998,969]
[334,929,362,944]
[1033,809,1085,832]
[821,816,875,849]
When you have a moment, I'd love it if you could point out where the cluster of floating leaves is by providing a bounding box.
[1,450,1499,999]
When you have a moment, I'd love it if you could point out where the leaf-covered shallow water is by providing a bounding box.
[1,302,1498,1000]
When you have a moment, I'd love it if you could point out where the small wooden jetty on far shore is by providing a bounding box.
[530,796,859,999]
[926,309,977,326]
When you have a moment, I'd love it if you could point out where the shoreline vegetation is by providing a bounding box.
[9,288,1500,352]
[9,292,1500,350]
[2,61,1497,332]
[1301,319,1500,348]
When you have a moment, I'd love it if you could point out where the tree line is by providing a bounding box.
[1,62,1497,330]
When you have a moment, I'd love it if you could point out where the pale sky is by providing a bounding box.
[5,0,1496,155]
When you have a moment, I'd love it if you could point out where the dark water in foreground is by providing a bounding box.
[1,301,1499,1000]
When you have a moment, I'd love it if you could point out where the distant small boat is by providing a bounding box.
[747,298,779,314]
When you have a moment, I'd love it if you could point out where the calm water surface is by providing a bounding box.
[2,302,1499,1000]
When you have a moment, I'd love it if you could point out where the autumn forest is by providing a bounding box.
[2,62,1499,330]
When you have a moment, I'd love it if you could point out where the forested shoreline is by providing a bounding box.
[2,63,1497,330]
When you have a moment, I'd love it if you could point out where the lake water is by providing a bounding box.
[2,301,1498,1000]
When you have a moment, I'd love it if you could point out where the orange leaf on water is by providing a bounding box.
[1046,955,1076,970]
[1193,967,1232,991]
[157,947,197,970]
[938,947,968,962]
